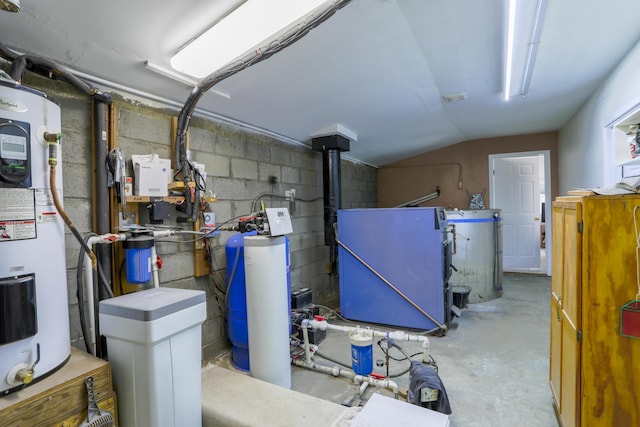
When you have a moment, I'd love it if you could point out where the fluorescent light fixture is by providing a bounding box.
[145,61,199,86]
[519,0,547,96]
[503,0,516,101]
[171,0,329,79]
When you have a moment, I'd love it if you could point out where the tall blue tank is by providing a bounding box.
[226,231,290,371]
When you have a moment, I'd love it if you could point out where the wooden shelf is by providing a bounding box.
[0,348,118,426]
[125,195,185,204]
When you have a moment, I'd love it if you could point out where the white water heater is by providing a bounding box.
[0,80,70,395]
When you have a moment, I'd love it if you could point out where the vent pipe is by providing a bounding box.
[312,134,350,270]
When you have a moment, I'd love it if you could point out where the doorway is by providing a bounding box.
[489,150,551,275]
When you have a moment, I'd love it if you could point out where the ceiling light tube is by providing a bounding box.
[171,0,329,79]
[503,0,516,101]
[145,61,199,86]
[520,0,547,96]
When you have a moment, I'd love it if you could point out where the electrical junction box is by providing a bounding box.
[131,154,171,197]
[265,207,293,236]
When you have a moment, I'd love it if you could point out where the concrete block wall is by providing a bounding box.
[13,71,377,361]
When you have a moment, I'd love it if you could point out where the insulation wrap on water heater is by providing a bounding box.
[244,235,291,389]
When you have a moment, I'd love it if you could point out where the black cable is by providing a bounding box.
[313,350,352,370]
[118,257,126,296]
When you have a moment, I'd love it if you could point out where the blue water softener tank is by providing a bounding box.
[123,233,154,284]
[226,231,290,371]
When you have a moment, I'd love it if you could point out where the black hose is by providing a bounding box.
[0,42,111,102]
[76,234,94,354]
[8,55,26,81]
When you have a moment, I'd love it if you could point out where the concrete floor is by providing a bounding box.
[213,273,557,426]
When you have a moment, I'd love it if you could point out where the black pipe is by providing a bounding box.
[312,135,350,268]
[324,148,341,247]
[92,101,111,293]
[8,55,26,81]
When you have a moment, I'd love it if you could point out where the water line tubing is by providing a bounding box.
[48,138,104,357]
[334,234,447,332]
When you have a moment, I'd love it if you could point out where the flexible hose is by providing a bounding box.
[76,234,94,353]
[50,165,103,357]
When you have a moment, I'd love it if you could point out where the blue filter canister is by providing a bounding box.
[349,329,374,375]
[123,234,154,284]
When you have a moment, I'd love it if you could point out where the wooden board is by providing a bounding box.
[581,196,640,426]
[0,348,118,426]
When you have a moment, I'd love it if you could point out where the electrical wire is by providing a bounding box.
[173,0,353,177]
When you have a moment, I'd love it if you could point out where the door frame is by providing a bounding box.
[489,150,551,276]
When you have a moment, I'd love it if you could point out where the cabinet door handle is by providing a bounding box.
[556,297,562,321]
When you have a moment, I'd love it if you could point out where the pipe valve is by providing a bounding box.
[15,368,34,385]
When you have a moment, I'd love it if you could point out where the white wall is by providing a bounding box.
[558,39,640,194]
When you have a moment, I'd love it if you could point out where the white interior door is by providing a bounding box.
[492,156,541,270]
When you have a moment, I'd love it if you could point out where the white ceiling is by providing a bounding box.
[1,0,640,166]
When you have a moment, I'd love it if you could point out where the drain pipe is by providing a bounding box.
[291,359,398,399]
[92,101,111,294]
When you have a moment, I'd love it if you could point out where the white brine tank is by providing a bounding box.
[0,80,70,395]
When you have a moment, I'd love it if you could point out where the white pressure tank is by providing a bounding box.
[0,80,70,395]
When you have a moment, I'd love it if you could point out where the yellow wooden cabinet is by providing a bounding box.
[551,195,640,426]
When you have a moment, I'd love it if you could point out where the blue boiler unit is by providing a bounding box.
[337,207,450,331]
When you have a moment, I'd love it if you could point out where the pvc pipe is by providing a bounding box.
[303,319,430,345]
[151,245,160,288]
[83,254,95,354]
[354,375,398,399]
[302,325,312,364]
[359,381,370,397]
[291,359,398,399]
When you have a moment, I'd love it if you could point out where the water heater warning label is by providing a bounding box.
[0,220,36,241]
[0,188,36,242]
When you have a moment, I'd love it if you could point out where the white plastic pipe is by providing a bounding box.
[302,325,312,364]
[82,230,173,352]
[302,319,431,361]
[291,359,398,399]
[151,245,160,288]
